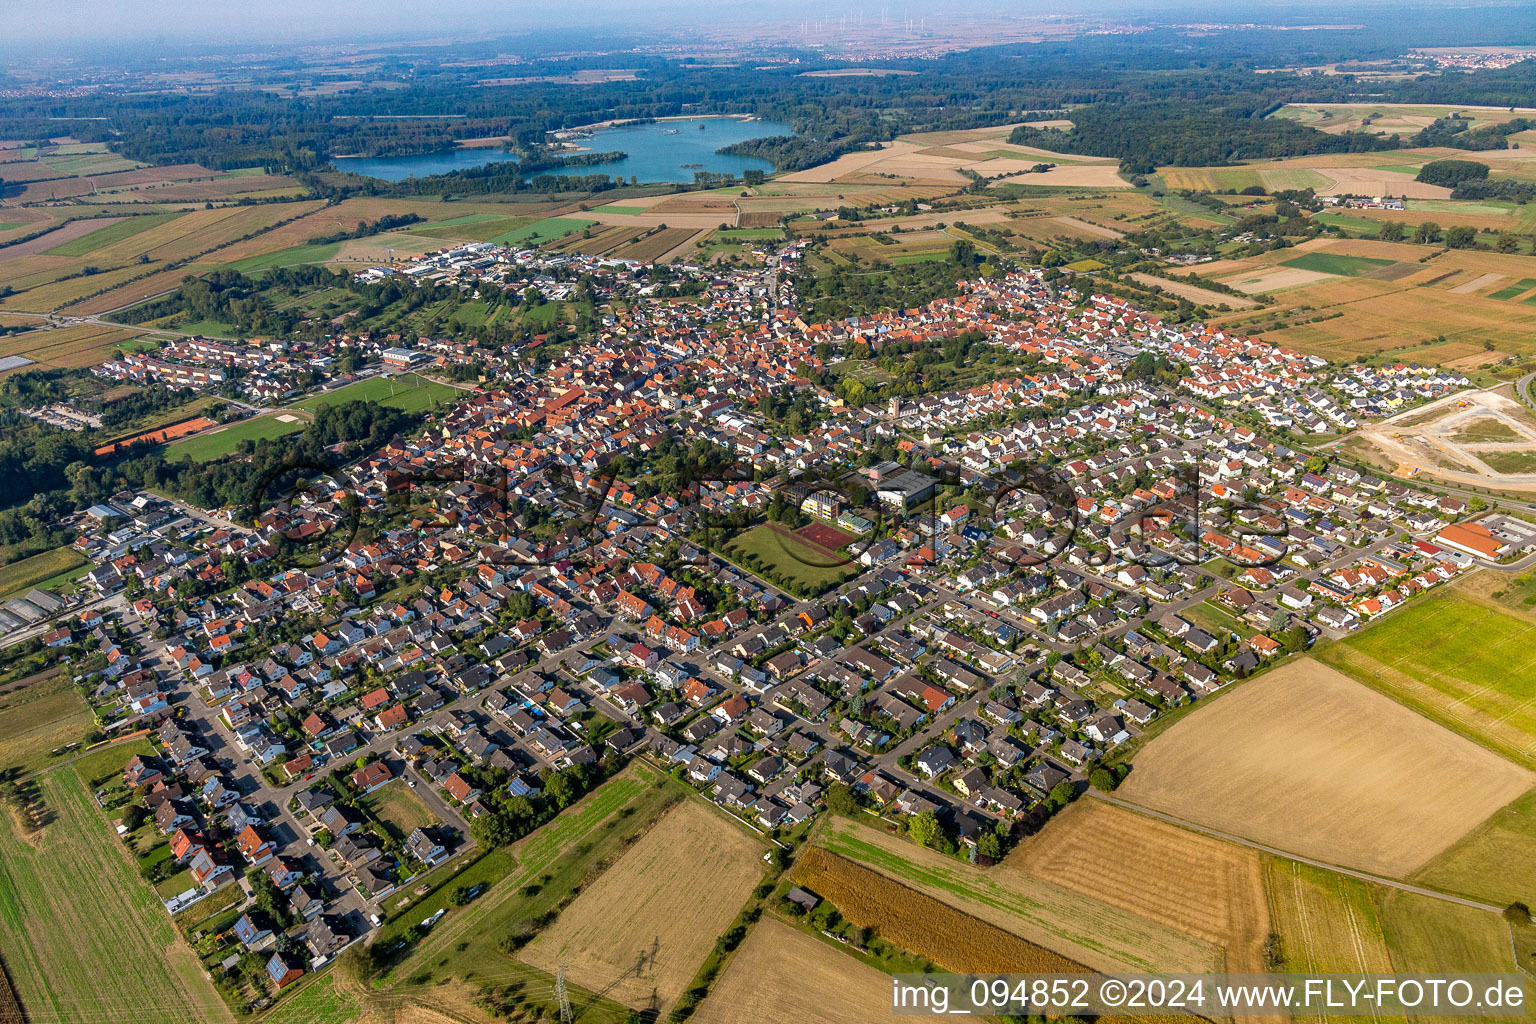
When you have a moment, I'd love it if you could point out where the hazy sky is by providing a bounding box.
[3,0,1368,50]
[5,0,1519,52]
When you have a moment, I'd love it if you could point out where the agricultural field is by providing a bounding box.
[0,545,86,599]
[694,918,894,1024]
[521,800,765,1013]
[291,372,461,414]
[791,846,1086,974]
[0,671,93,775]
[1208,241,1536,365]
[380,765,683,1024]
[165,414,307,462]
[818,814,1220,973]
[1317,583,1536,765]
[1265,859,1395,974]
[1016,799,1271,973]
[1115,658,1533,877]
[1375,889,1521,984]
[0,322,156,370]
[0,767,232,1024]
[489,216,597,246]
[1280,252,1398,277]
[1412,786,1536,907]
[257,974,361,1024]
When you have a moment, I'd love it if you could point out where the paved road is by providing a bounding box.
[1087,790,1507,914]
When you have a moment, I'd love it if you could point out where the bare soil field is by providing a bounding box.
[1222,266,1334,294]
[520,800,763,1014]
[1115,658,1534,877]
[695,918,894,1024]
[1019,800,1271,973]
[1350,388,1536,490]
[1050,216,1124,239]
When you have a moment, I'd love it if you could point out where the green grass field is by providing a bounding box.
[0,546,86,599]
[1280,252,1397,277]
[0,672,93,774]
[0,767,232,1024]
[1412,786,1536,907]
[724,523,860,596]
[590,205,648,215]
[42,213,180,257]
[489,216,597,247]
[226,241,342,274]
[165,414,307,462]
[1317,589,1536,766]
[1374,888,1519,1017]
[291,372,460,414]
[376,765,678,1024]
[364,782,437,843]
[1487,278,1536,300]
[260,975,360,1024]
[1313,211,1384,234]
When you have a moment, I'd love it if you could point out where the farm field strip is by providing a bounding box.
[1114,658,1533,877]
[1317,588,1536,766]
[521,799,765,1012]
[792,845,1087,974]
[0,769,231,1024]
[819,815,1221,973]
[694,917,895,1024]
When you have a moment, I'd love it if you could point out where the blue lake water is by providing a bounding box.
[333,117,792,183]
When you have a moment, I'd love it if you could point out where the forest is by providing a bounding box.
[7,24,1536,180]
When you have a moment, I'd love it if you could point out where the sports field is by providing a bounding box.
[695,918,893,1024]
[165,414,307,462]
[0,767,232,1024]
[521,800,764,1013]
[291,372,460,414]
[1317,587,1536,766]
[724,522,860,595]
[1115,658,1534,876]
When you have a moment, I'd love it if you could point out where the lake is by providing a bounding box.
[333,117,792,183]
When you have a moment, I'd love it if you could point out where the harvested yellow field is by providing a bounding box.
[792,846,1085,974]
[520,800,763,1014]
[1116,658,1534,877]
[695,918,893,1024]
[1223,266,1334,293]
[62,266,208,315]
[1129,272,1257,308]
[1019,800,1271,973]
[1051,216,1124,239]
[819,815,1219,973]
[0,322,151,367]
